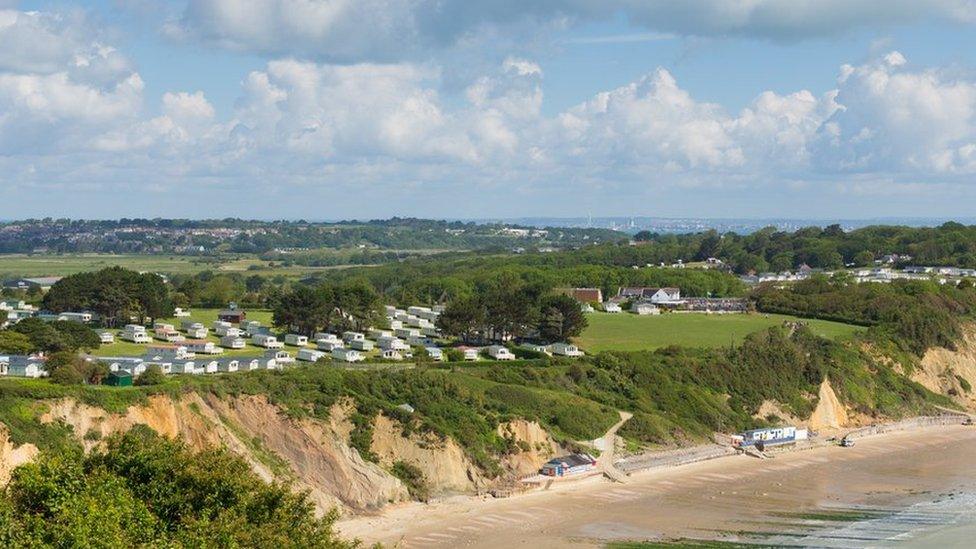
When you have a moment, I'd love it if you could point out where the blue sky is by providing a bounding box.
[3,1,976,220]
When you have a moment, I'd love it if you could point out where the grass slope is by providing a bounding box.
[576,312,863,353]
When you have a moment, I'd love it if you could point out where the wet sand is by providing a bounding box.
[338,424,976,547]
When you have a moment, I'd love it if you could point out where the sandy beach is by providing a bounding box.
[338,424,976,547]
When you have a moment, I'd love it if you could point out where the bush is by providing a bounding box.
[135,365,165,386]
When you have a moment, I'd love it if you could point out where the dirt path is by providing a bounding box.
[597,411,632,482]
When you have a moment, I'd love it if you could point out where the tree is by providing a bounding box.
[537,294,588,342]
[439,296,485,344]
[135,365,165,386]
[273,284,332,336]
[0,331,33,354]
[853,251,875,267]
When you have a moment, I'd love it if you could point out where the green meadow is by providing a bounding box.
[575,312,863,353]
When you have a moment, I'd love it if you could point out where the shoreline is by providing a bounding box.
[337,415,976,547]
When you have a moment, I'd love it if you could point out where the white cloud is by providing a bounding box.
[169,0,976,62]
[815,51,976,174]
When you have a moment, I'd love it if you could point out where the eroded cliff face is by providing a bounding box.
[0,426,37,487]
[918,323,976,409]
[37,393,409,513]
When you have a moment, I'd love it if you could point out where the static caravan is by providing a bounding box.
[406,335,433,347]
[220,335,246,349]
[332,348,364,363]
[212,321,233,335]
[61,312,93,323]
[266,349,294,363]
[97,331,115,344]
[181,320,205,332]
[216,359,239,373]
[394,327,421,339]
[284,334,308,346]
[297,348,326,362]
[487,345,515,360]
[604,302,622,313]
[520,343,552,356]
[369,328,393,339]
[316,339,343,352]
[421,326,440,337]
[313,332,340,343]
[153,322,175,332]
[6,357,46,378]
[377,336,409,351]
[381,349,403,361]
[186,341,222,355]
[154,330,186,343]
[251,334,283,349]
[342,331,365,343]
[197,359,219,374]
[186,327,208,339]
[170,361,195,375]
[550,342,584,357]
[425,347,444,361]
[173,307,191,317]
[350,339,374,351]
[458,347,479,361]
[121,326,151,343]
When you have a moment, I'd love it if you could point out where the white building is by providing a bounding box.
[185,340,222,355]
[251,334,283,349]
[173,307,191,318]
[266,349,294,363]
[487,345,515,360]
[97,331,115,344]
[342,331,365,343]
[350,339,375,351]
[459,347,479,361]
[377,336,409,351]
[284,334,309,346]
[520,343,552,356]
[332,347,364,363]
[551,342,584,357]
[121,325,151,343]
[297,348,326,362]
[604,302,622,313]
[425,347,444,361]
[381,349,403,361]
[632,302,660,315]
[316,339,344,352]
[219,335,246,349]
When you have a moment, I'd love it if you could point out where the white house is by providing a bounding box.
[297,348,326,362]
[316,339,344,352]
[284,334,308,346]
[251,333,283,349]
[332,347,364,363]
[551,342,584,357]
[350,339,375,351]
[604,302,622,313]
[342,331,365,343]
[487,345,515,360]
[219,335,246,349]
[97,331,115,344]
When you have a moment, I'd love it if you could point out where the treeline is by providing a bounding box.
[0,319,100,355]
[439,278,587,343]
[0,427,354,547]
[632,221,976,273]
[271,281,383,336]
[42,267,172,326]
[752,276,976,354]
[0,218,623,254]
[317,250,745,306]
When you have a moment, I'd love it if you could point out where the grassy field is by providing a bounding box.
[0,253,383,279]
[575,312,864,353]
